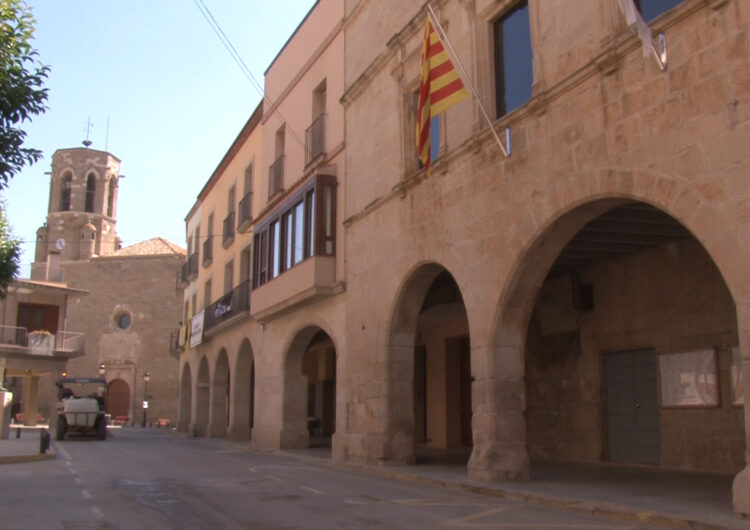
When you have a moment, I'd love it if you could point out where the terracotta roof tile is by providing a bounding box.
[114,237,186,257]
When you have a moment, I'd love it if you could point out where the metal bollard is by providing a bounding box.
[39,429,50,454]
[16,427,20,439]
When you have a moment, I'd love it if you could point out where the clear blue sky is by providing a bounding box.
[3,0,316,277]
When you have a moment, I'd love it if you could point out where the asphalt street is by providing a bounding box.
[1,428,665,529]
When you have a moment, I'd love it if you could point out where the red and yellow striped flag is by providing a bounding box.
[416,16,469,172]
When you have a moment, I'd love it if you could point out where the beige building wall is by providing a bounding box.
[179,0,349,456]
[339,0,750,515]
[177,0,750,517]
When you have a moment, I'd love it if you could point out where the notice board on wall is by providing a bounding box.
[658,349,719,407]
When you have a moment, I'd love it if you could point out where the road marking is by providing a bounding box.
[54,442,72,461]
[92,507,104,518]
[266,475,284,482]
[82,489,92,500]
[74,477,82,485]
[442,507,620,528]
[68,468,77,475]
[300,486,324,495]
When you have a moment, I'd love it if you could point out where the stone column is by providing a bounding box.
[467,343,529,482]
[732,304,750,515]
[23,375,40,427]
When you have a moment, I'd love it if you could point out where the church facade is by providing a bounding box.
[30,147,184,426]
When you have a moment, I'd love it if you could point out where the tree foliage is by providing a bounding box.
[0,0,49,189]
[0,200,20,296]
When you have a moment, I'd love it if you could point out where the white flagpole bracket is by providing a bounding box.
[505,127,511,157]
[653,32,667,71]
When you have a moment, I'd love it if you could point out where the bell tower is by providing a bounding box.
[31,148,121,281]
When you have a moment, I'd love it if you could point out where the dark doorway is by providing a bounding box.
[605,349,660,465]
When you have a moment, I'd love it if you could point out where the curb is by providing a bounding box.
[0,452,56,465]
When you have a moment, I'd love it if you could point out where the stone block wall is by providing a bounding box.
[526,238,742,473]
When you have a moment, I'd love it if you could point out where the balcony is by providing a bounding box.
[250,255,341,323]
[237,192,253,233]
[0,326,85,356]
[55,331,85,354]
[222,211,235,248]
[305,114,326,166]
[202,237,213,267]
[183,252,199,282]
[203,280,251,334]
[268,155,285,199]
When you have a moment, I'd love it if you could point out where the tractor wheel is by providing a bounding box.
[55,416,67,441]
[96,417,107,440]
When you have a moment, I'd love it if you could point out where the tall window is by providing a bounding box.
[204,214,213,266]
[60,173,73,211]
[635,0,683,21]
[204,279,212,309]
[239,163,254,229]
[228,185,236,214]
[240,245,252,283]
[85,173,96,212]
[306,80,327,164]
[493,1,533,117]
[269,126,285,199]
[224,260,234,294]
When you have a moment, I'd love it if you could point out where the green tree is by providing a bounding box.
[0,200,20,296]
[0,0,49,189]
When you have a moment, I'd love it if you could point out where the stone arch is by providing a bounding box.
[208,348,230,438]
[194,356,210,437]
[281,324,338,450]
[177,363,192,432]
[384,261,472,465]
[470,184,750,498]
[228,338,254,441]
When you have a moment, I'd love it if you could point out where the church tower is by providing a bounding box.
[31,148,122,281]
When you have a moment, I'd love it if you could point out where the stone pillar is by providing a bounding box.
[467,342,529,482]
[206,382,227,438]
[23,376,40,427]
[380,343,416,464]
[0,390,12,439]
[732,303,750,515]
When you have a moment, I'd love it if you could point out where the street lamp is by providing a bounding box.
[98,363,106,376]
[141,371,150,428]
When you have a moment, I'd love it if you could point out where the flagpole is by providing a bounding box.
[426,4,510,158]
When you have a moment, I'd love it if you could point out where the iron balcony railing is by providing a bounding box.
[305,113,326,165]
[55,331,84,354]
[203,279,250,332]
[183,252,199,282]
[0,326,84,355]
[268,155,285,199]
[0,325,28,347]
[237,192,253,232]
[223,211,236,246]
[202,237,213,266]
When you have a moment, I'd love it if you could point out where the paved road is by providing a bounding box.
[1,429,663,529]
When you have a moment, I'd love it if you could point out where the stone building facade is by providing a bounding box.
[177,0,750,515]
[31,148,184,426]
